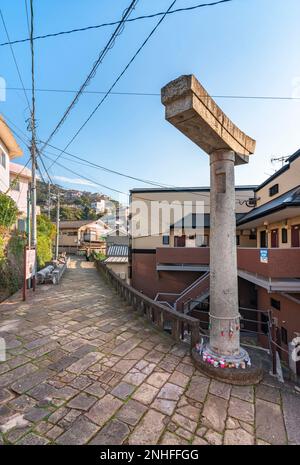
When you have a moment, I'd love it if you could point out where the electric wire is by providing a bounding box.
[0,1,235,47]
[45,0,178,170]
[39,0,139,154]
[0,8,31,109]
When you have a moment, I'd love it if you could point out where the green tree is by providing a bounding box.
[37,214,56,268]
[0,193,19,228]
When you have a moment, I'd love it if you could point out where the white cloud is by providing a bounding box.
[52,175,97,187]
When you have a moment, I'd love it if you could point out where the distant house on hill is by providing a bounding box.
[57,219,110,254]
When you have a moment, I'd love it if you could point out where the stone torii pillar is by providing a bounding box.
[162,75,259,379]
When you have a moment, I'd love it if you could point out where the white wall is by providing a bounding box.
[9,174,29,215]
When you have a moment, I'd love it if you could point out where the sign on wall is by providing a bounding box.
[260,248,268,264]
[25,248,36,279]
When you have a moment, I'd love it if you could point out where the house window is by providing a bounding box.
[270,298,281,311]
[11,180,20,191]
[260,230,268,248]
[174,235,186,247]
[0,150,6,169]
[269,184,279,196]
[236,235,240,246]
[249,232,257,240]
[162,235,169,245]
[281,327,288,345]
[281,228,288,244]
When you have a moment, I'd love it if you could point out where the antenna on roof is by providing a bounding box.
[271,155,289,167]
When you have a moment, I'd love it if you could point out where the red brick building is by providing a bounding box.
[129,150,300,374]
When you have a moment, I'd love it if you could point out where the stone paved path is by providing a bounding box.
[0,258,299,445]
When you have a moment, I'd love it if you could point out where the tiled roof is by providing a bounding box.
[107,244,129,257]
[171,213,245,229]
[104,256,128,263]
[237,186,300,226]
[59,220,96,229]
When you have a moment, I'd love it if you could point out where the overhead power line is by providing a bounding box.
[3,113,256,201]
[41,152,128,196]
[37,139,175,188]
[0,0,234,47]
[41,150,255,209]
[40,144,254,202]
[39,0,138,154]
[29,0,38,248]
[3,86,300,101]
[0,8,31,109]
[46,0,178,170]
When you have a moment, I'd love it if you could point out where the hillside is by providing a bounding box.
[37,181,118,221]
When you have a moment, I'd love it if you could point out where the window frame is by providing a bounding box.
[281,228,288,244]
[0,149,6,169]
[269,183,279,197]
[260,230,268,248]
[162,235,170,245]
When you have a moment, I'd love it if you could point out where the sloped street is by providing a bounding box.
[0,258,299,445]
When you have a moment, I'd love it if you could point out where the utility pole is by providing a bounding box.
[30,142,37,248]
[55,192,60,260]
[29,0,37,250]
[48,181,51,219]
[116,204,120,236]
[26,184,31,247]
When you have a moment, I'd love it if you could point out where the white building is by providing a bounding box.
[91,200,106,214]
[9,162,32,216]
[0,116,23,193]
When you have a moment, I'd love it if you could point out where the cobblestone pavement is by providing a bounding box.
[0,258,299,445]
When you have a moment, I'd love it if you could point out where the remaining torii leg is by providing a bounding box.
[209,149,241,357]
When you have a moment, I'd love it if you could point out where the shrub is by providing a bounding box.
[0,193,19,228]
[91,250,106,261]
[0,231,26,296]
[37,214,56,269]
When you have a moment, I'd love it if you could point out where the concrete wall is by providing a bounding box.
[257,288,300,363]
[132,251,205,299]
[106,262,128,281]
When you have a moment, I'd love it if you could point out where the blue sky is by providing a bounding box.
[1,0,300,203]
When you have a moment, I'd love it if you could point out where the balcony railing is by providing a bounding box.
[156,247,300,278]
